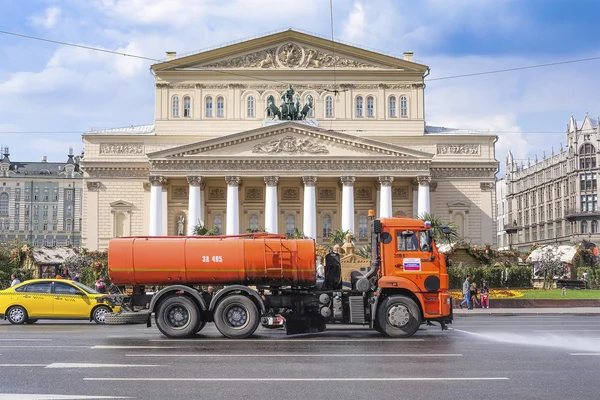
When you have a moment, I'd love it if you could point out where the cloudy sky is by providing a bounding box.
[1,0,599,175]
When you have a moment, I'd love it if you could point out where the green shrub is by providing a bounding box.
[448,264,533,289]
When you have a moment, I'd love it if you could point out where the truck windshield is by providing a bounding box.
[397,230,431,252]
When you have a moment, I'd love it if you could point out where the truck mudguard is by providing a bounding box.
[208,285,266,313]
[149,285,207,314]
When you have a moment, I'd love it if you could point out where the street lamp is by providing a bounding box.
[504,220,521,251]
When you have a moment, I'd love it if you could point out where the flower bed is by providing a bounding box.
[448,289,525,299]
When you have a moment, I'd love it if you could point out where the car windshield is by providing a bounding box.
[71,281,100,294]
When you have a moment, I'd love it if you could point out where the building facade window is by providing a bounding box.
[358,214,368,239]
[66,205,73,217]
[66,190,73,201]
[43,205,48,218]
[286,214,295,236]
[325,96,333,117]
[183,96,191,117]
[388,96,396,117]
[581,194,598,212]
[355,96,363,117]
[247,96,255,117]
[593,220,599,234]
[213,215,223,234]
[400,95,408,117]
[172,95,180,117]
[580,173,597,191]
[249,214,259,231]
[217,96,224,117]
[366,96,374,117]
[0,192,8,216]
[582,221,588,234]
[15,188,20,201]
[579,143,596,169]
[322,214,332,238]
[205,96,213,117]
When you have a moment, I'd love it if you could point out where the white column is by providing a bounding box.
[187,176,202,235]
[341,176,355,233]
[264,176,279,233]
[199,184,205,227]
[417,176,431,217]
[412,180,418,218]
[161,185,168,235]
[378,176,393,218]
[149,176,163,236]
[302,176,317,239]
[225,176,241,235]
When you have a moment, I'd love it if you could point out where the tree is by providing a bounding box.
[286,228,307,239]
[356,243,372,259]
[535,245,565,289]
[193,224,220,236]
[416,212,459,244]
[329,229,351,246]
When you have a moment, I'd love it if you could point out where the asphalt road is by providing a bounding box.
[0,316,599,400]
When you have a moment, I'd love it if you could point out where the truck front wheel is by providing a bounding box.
[377,296,421,338]
[213,295,259,339]
[155,296,201,338]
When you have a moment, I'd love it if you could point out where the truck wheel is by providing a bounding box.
[194,321,207,334]
[213,295,259,339]
[155,296,200,338]
[377,296,421,338]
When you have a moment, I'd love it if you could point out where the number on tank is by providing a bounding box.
[202,256,223,262]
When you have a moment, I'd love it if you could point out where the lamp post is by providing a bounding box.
[505,220,520,251]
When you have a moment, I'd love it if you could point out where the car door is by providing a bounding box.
[53,282,92,318]
[22,282,54,318]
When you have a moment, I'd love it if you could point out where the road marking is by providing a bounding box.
[0,364,46,367]
[46,363,163,368]
[91,345,183,349]
[126,353,462,358]
[0,339,52,341]
[148,338,425,342]
[0,346,89,348]
[534,330,600,332]
[570,353,600,356]
[0,395,131,399]
[85,377,508,382]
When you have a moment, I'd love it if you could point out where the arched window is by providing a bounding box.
[592,220,599,233]
[322,214,332,238]
[579,143,597,169]
[400,95,408,117]
[213,215,223,234]
[358,215,368,239]
[389,96,397,117]
[366,96,374,117]
[249,214,259,231]
[205,96,213,117]
[286,214,295,236]
[115,213,126,238]
[183,96,191,117]
[0,192,8,216]
[581,221,588,234]
[217,96,225,117]
[247,96,255,117]
[306,97,314,117]
[172,95,180,117]
[325,96,333,118]
[355,96,363,117]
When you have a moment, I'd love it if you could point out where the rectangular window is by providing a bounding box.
[325,96,333,118]
[217,97,224,117]
[66,223,72,232]
[43,221,48,231]
[52,222,57,231]
[43,205,48,218]
[66,190,73,201]
[34,205,39,217]
[53,189,59,201]
[15,189,20,201]
[15,204,19,216]
[66,205,72,217]
[14,221,19,231]
[52,206,58,218]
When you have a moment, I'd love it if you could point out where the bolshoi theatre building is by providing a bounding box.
[80,29,499,250]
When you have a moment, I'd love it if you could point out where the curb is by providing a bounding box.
[453,311,600,317]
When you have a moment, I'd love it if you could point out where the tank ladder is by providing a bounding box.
[263,240,294,278]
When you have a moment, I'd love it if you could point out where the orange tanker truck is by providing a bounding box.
[101,212,453,339]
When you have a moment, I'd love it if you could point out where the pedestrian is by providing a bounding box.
[10,274,20,287]
[73,273,80,282]
[207,286,215,296]
[480,283,490,309]
[459,275,471,309]
[470,283,479,308]
[316,256,324,279]
[95,276,107,294]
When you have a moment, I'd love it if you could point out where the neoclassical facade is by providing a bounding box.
[81,30,498,250]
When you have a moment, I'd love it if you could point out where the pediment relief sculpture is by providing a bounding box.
[200,42,378,69]
[252,135,329,155]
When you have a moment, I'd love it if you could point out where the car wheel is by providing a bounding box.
[92,306,112,324]
[25,319,38,324]
[7,306,28,325]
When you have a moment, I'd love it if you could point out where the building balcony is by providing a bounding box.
[564,208,600,221]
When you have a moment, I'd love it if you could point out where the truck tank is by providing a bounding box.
[107,235,317,287]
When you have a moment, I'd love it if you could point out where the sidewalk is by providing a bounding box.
[453,307,600,317]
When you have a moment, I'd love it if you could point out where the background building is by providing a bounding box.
[81,30,499,250]
[0,147,83,247]
[500,114,599,252]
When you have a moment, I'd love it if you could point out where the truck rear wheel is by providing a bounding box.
[155,296,201,339]
[377,296,421,338]
[213,295,259,339]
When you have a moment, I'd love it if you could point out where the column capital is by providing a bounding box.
[264,176,279,187]
[186,176,202,187]
[86,181,101,191]
[417,176,431,186]
[149,176,165,187]
[302,176,317,187]
[378,176,394,187]
[480,182,495,191]
[340,176,356,187]
[225,176,241,187]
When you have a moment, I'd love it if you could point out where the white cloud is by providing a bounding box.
[31,6,61,29]
[342,3,366,42]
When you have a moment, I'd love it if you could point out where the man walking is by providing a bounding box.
[460,275,471,309]
[10,274,20,287]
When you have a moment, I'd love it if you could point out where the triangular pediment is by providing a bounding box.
[110,200,134,209]
[152,29,427,72]
[148,122,433,161]
[447,201,470,208]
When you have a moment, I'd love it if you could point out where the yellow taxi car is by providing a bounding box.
[0,279,119,324]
